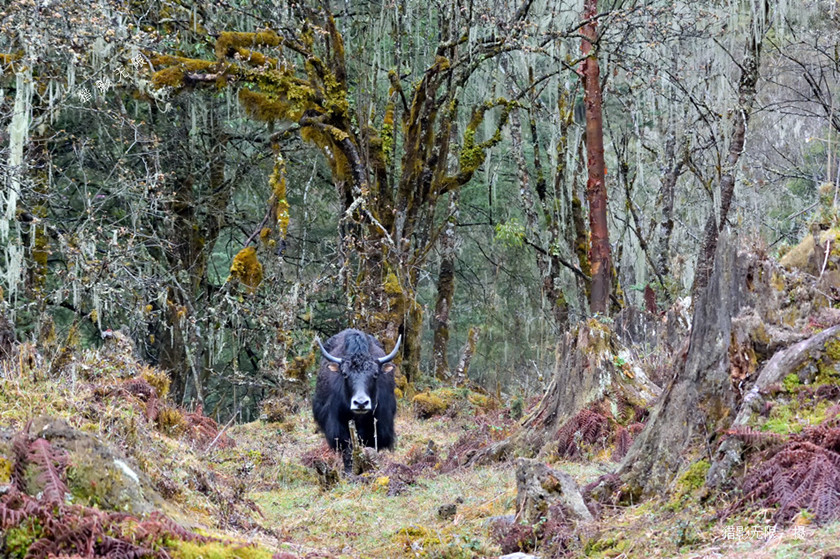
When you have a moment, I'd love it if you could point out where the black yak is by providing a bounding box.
[312,328,400,470]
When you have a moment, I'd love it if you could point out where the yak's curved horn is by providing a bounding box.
[377,335,402,364]
[317,338,343,364]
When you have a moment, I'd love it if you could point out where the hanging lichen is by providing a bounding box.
[228,246,263,292]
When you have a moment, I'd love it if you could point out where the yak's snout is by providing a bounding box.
[351,393,372,413]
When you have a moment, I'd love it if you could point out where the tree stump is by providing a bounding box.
[349,420,377,475]
[472,318,661,464]
[616,233,745,497]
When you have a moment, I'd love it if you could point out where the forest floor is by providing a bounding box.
[1,341,839,559]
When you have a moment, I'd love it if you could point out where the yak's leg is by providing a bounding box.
[336,422,353,475]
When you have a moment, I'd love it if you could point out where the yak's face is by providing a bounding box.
[318,331,401,414]
[341,356,380,413]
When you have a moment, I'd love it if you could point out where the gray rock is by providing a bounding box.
[515,458,594,524]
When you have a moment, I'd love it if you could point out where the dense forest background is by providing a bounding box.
[0,0,837,422]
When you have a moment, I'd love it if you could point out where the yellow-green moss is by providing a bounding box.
[0,456,12,483]
[229,247,263,292]
[0,51,24,68]
[825,338,840,361]
[458,99,516,173]
[816,355,840,385]
[269,154,290,237]
[783,373,800,393]
[286,351,315,383]
[758,397,796,434]
[373,475,390,492]
[666,459,710,511]
[413,392,448,418]
[677,460,710,493]
[4,519,43,559]
[458,128,484,172]
[167,539,275,559]
[141,368,171,398]
[380,103,395,165]
[65,450,140,510]
[150,55,218,89]
[155,406,187,436]
[393,523,477,559]
[232,47,275,67]
[393,525,443,553]
[238,89,292,122]
[584,535,631,557]
[152,54,217,72]
[467,392,497,410]
[760,398,833,434]
[383,271,402,296]
[215,30,281,61]
[411,387,494,418]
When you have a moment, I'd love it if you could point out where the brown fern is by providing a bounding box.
[183,405,234,449]
[556,408,611,460]
[0,424,237,558]
[611,425,633,461]
[28,438,69,504]
[725,422,840,525]
[722,425,787,450]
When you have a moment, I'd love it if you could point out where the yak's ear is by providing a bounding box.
[381,363,395,374]
[328,363,340,372]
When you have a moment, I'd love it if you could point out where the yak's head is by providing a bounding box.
[318,333,401,414]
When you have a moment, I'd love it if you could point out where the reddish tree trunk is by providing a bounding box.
[579,0,611,314]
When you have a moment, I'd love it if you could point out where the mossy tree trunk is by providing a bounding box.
[653,106,689,282]
[432,191,459,380]
[504,64,581,332]
[155,98,232,405]
[617,233,746,497]
[471,317,661,464]
[150,6,536,381]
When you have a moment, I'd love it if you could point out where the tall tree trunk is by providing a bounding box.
[617,7,770,496]
[617,232,744,497]
[692,2,767,297]
[579,0,611,315]
[432,192,459,380]
[654,131,686,280]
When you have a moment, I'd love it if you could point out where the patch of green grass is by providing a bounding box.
[253,464,513,558]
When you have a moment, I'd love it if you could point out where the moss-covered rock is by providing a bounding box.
[24,417,167,515]
[413,391,448,419]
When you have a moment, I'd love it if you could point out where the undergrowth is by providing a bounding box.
[0,422,275,559]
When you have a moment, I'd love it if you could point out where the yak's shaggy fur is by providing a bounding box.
[312,329,397,468]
